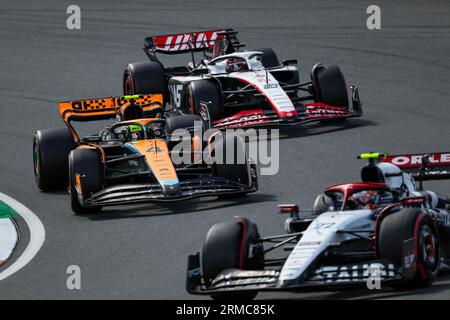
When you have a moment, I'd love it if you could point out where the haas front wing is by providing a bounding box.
[212,86,362,129]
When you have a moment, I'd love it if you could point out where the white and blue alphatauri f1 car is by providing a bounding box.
[186,152,450,299]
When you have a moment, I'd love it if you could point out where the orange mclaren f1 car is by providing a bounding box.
[33,94,257,214]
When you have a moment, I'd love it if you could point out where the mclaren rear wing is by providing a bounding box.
[144,29,231,54]
[59,93,163,142]
[381,152,450,181]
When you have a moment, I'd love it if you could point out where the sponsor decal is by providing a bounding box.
[255,73,268,83]
[313,222,335,230]
[305,104,348,114]
[231,114,267,126]
[264,83,278,89]
[214,277,277,288]
[169,84,183,108]
[312,263,396,283]
[232,72,296,115]
[146,146,162,153]
[187,267,201,278]
[71,99,108,110]
[385,153,450,167]
[297,241,322,246]
[153,30,221,52]
[212,270,278,285]
[215,113,268,128]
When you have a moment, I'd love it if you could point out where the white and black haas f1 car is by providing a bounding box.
[187,152,450,299]
[123,29,362,129]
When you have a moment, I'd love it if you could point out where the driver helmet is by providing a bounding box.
[347,190,379,210]
[225,57,248,73]
[124,124,144,142]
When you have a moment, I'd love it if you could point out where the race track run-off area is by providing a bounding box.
[0,201,18,266]
[0,0,450,299]
[0,192,45,282]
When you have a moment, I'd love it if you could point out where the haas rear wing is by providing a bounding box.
[144,29,229,54]
[381,152,450,181]
[59,93,163,142]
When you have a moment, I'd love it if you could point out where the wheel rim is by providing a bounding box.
[418,224,438,271]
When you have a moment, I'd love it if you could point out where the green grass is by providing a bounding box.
[0,201,16,219]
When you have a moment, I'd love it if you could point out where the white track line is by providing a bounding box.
[0,192,45,281]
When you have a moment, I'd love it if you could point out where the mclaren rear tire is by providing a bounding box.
[377,208,440,289]
[33,127,76,191]
[69,148,103,214]
[201,217,263,300]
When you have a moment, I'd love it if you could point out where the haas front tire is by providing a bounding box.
[69,148,104,214]
[201,217,264,300]
[311,63,349,108]
[377,208,440,289]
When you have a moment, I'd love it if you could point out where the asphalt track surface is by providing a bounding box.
[0,0,450,299]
